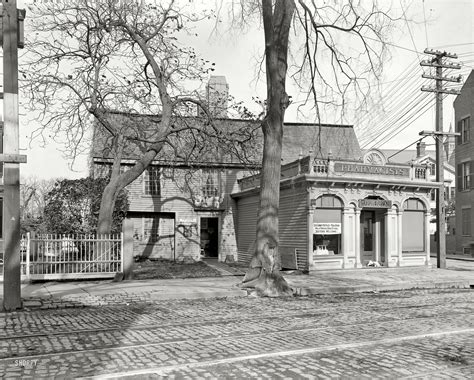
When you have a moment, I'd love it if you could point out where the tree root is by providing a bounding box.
[241,267,293,297]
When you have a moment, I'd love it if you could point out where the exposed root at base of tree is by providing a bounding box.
[241,267,293,297]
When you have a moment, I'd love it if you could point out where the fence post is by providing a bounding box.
[122,219,134,280]
[25,233,30,281]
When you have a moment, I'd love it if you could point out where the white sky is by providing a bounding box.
[9,0,474,179]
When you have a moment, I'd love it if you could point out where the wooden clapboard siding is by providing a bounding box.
[236,185,308,265]
[127,169,191,213]
[129,212,175,260]
[236,194,259,264]
[125,166,252,261]
[279,185,308,264]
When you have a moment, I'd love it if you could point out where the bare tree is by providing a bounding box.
[20,176,56,233]
[22,0,254,235]
[231,0,399,296]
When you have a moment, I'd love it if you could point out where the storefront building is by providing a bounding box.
[233,149,438,270]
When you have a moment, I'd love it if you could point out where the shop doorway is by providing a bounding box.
[361,210,375,263]
[360,210,386,265]
[200,217,219,258]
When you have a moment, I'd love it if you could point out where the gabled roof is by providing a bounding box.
[91,111,362,167]
[381,149,436,163]
[378,149,454,172]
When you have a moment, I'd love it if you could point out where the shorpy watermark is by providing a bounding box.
[14,359,39,369]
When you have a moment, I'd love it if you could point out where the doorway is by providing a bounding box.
[360,210,386,265]
[361,210,375,263]
[200,217,219,258]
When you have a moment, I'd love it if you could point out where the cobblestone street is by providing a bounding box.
[1,288,473,379]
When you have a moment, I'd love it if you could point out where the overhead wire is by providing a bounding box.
[371,95,436,149]
[359,50,473,150]
[422,0,429,48]
[363,92,433,149]
[358,85,426,145]
[360,76,435,147]
[372,94,450,149]
[356,70,426,144]
[355,59,421,136]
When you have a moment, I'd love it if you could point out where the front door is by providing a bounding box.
[361,210,375,264]
[200,217,219,258]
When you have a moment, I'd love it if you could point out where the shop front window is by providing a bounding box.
[402,198,426,252]
[313,195,343,256]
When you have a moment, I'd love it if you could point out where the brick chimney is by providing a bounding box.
[206,76,229,118]
[416,141,426,158]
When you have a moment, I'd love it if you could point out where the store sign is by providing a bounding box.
[178,218,197,226]
[334,162,409,177]
[313,223,341,234]
[358,199,392,208]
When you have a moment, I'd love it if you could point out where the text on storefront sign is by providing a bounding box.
[358,199,392,208]
[313,223,341,234]
[334,163,409,177]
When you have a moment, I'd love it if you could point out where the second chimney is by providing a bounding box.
[206,76,229,118]
[416,141,426,158]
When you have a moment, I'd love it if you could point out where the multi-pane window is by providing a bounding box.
[462,162,471,191]
[144,166,161,196]
[450,187,456,200]
[201,170,219,198]
[458,116,471,144]
[462,208,471,236]
[429,163,436,176]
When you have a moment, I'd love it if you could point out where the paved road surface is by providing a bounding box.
[1,288,473,378]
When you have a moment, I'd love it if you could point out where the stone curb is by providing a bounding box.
[2,277,472,312]
[293,281,473,296]
[148,289,248,300]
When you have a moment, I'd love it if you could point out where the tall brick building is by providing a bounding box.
[453,70,474,255]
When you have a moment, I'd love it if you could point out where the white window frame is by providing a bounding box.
[461,207,471,237]
[461,161,471,191]
[201,169,220,199]
[460,116,471,144]
[143,166,161,196]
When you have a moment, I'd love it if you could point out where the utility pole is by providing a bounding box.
[2,0,26,311]
[420,49,461,269]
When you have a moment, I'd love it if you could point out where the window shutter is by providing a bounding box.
[468,117,471,142]
[471,160,474,190]
[456,120,462,144]
[457,163,463,191]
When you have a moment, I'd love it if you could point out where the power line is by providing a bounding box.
[422,0,429,47]
[357,75,428,144]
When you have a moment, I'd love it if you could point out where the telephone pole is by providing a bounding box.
[2,0,26,311]
[420,49,461,269]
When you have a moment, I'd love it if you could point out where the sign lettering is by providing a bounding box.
[334,162,409,177]
[313,223,341,235]
[358,199,392,208]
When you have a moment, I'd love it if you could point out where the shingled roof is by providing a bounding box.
[282,122,361,163]
[91,111,362,167]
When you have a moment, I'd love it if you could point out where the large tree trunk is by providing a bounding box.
[242,0,295,297]
[97,179,120,235]
[96,142,165,236]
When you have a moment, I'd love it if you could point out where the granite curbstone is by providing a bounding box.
[293,280,473,296]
